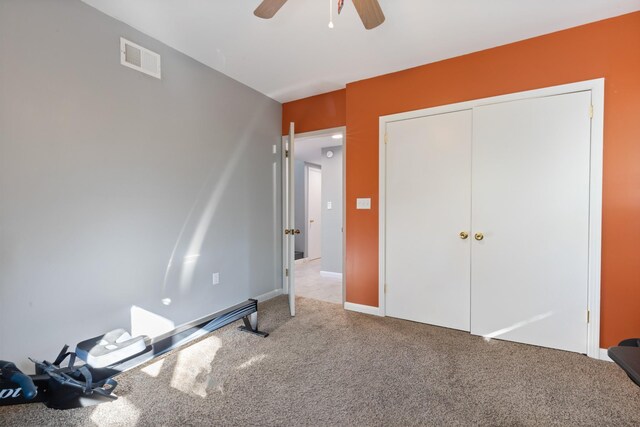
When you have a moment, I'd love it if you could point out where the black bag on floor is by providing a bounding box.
[33,345,119,410]
[0,345,118,410]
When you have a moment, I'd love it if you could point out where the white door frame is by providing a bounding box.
[378,79,604,359]
[281,126,347,306]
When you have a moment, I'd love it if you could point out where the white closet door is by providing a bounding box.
[386,110,472,331]
[471,91,592,353]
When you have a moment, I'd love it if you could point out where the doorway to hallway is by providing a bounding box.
[292,127,345,305]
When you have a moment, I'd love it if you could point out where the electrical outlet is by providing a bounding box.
[212,272,220,285]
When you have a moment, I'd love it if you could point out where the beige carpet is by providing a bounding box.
[2,296,639,426]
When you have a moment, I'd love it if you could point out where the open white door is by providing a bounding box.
[283,122,299,316]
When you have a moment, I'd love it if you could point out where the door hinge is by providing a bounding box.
[587,310,590,323]
[589,104,594,119]
[384,132,389,144]
[285,268,289,277]
[285,150,289,158]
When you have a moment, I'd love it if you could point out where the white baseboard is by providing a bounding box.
[320,271,343,279]
[599,348,613,362]
[254,288,283,302]
[344,302,383,316]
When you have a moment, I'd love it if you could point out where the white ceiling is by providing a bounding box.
[82,0,640,103]
[295,133,343,165]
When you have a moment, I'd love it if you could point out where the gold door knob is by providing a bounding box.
[294,229,301,235]
[474,232,484,241]
[459,231,469,240]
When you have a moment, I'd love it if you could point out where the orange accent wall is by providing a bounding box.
[283,12,640,348]
[282,89,346,135]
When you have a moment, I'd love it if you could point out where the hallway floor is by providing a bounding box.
[295,258,342,304]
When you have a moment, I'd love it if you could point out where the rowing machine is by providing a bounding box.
[0,299,267,409]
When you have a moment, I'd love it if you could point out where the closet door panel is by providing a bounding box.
[470,91,591,353]
[386,110,472,331]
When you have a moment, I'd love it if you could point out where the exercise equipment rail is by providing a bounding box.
[0,299,267,409]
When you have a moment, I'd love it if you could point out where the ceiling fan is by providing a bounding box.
[254,0,385,30]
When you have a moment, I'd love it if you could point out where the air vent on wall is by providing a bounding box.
[120,37,161,79]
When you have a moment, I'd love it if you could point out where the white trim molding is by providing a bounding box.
[320,271,343,279]
[344,302,383,316]
[379,78,605,359]
[587,81,605,360]
[599,348,613,362]
[254,288,283,302]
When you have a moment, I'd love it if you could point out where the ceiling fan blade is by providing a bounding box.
[254,0,288,19]
[352,0,385,30]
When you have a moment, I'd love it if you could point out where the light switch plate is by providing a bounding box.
[327,201,332,210]
[356,198,371,209]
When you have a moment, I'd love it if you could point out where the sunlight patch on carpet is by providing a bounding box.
[170,337,222,398]
[141,359,165,377]
[90,397,140,426]
[237,354,266,370]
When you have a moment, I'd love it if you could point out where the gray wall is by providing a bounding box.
[0,0,282,371]
[320,147,343,273]
[294,160,306,256]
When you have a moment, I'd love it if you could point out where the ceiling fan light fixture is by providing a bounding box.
[254,0,385,30]
[253,0,288,19]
